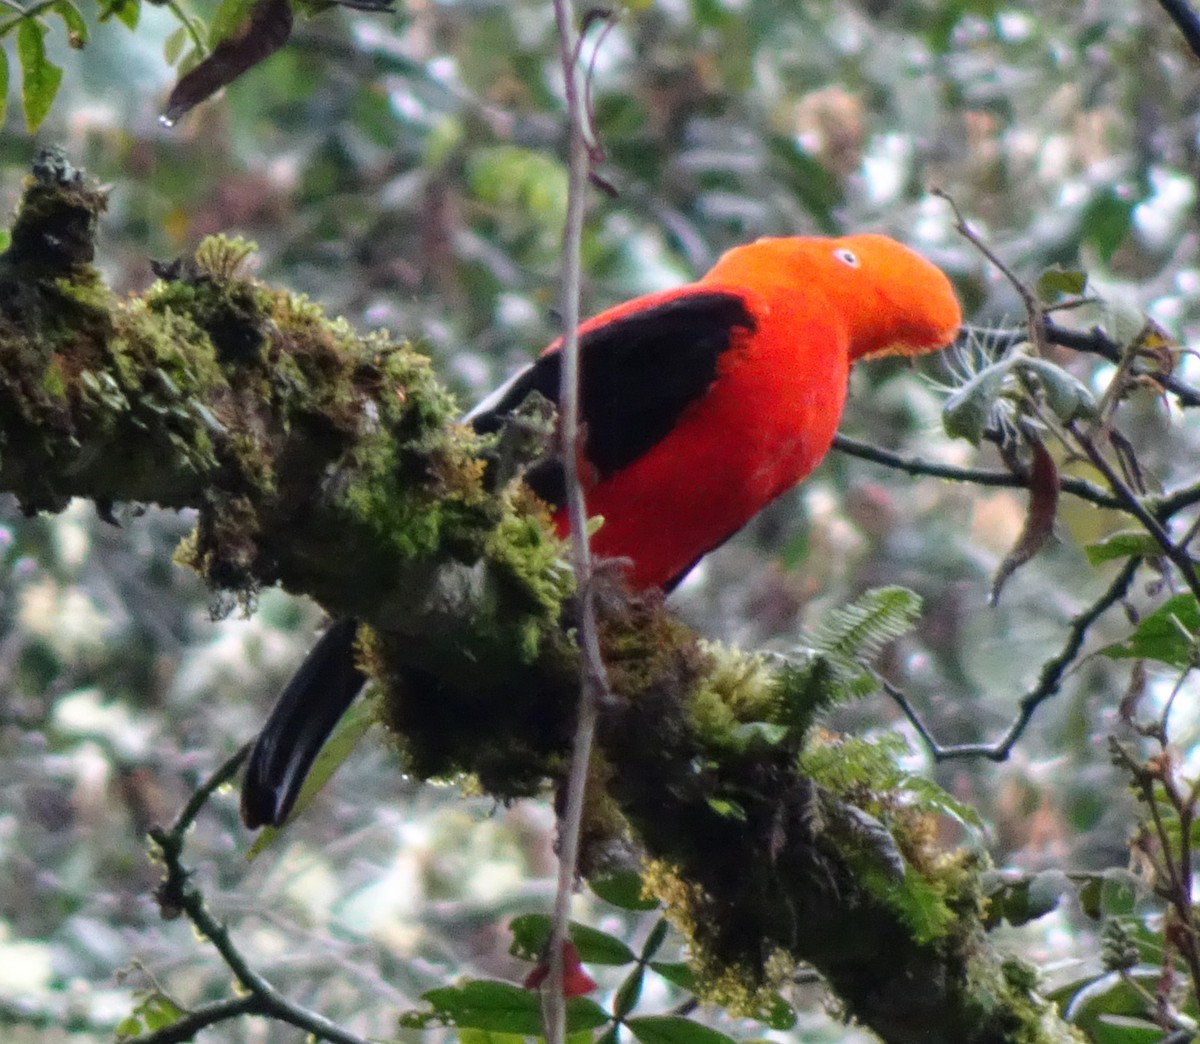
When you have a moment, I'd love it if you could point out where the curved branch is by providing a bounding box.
[0,153,1081,1044]
[888,556,1141,761]
[833,433,1123,509]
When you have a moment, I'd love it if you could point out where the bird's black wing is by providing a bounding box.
[241,291,754,828]
[469,290,755,505]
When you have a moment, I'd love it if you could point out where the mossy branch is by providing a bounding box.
[0,152,1080,1044]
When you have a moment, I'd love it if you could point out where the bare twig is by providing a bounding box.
[887,556,1141,760]
[1068,421,1200,602]
[936,191,1049,355]
[145,746,373,1044]
[977,320,1200,409]
[833,433,1122,510]
[545,2,611,1042]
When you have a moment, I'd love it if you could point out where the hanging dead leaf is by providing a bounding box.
[990,438,1059,606]
[162,0,293,125]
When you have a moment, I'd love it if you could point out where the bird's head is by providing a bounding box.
[705,233,963,363]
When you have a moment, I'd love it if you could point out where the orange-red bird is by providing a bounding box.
[241,234,962,828]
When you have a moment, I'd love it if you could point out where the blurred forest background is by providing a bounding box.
[2,0,1200,1040]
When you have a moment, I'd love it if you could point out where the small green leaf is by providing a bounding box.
[942,357,1013,444]
[626,1016,737,1044]
[1082,189,1135,264]
[751,993,796,1031]
[163,25,188,66]
[401,981,608,1035]
[705,797,746,821]
[590,869,659,911]
[1036,266,1087,302]
[210,0,257,46]
[103,0,140,29]
[458,1029,526,1044]
[1100,593,1200,668]
[639,919,668,962]
[1098,869,1139,917]
[1090,1014,1164,1044]
[17,19,63,131]
[509,915,635,966]
[53,1,88,44]
[1013,357,1097,425]
[1085,531,1162,566]
[613,966,644,1020]
[649,961,696,992]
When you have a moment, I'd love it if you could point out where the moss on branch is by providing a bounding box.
[0,153,1080,1044]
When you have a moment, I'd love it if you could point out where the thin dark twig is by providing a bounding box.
[936,191,1049,355]
[1157,0,1200,61]
[546,1,610,1042]
[146,747,373,1044]
[1069,422,1200,602]
[886,556,1141,761]
[123,996,259,1044]
[994,319,1200,410]
[832,433,1122,509]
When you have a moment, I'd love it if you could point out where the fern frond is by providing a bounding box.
[809,586,923,663]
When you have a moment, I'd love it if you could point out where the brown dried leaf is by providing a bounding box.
[990,439,1059,605]
[162,0,292,125]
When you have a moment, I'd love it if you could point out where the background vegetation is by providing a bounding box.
[2,0,1200,1040]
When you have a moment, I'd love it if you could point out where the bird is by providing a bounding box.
[240,233,962,829]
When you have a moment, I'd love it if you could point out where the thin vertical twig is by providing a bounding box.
[545,3,612,1044]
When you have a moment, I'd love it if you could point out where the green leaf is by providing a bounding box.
[705,796,746,820]
[400,981,609,1035]
[53,1,87,45]
[17,18,63,132]
[639,919,668,962]
[590,869,659,911]
[1090,1014,1163,1044]
[941,356,1013,444]
[750,993,796,1031]
[613,966,644,1020]
[163,25,189,66]
[648,961,696,992]
[1013,357,1098,425]
[458,1029,526,1044]
[1082,189,1135,264]
[246,689,380,858]
[1100,593,1200,668]
[626,1016,737,1044]
[509,915,636,966]
[210,0,258,45]
[981,870,1068,928]
[1035,265,1087,302]
[102,0,139,29]
[1085,531,1162,566]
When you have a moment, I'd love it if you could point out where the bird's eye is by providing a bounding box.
[834,248,860,268]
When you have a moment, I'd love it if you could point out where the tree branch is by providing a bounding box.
[887,556,1141,761]
[0,152,1082,1044]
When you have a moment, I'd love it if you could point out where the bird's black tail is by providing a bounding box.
[241,617,366,829]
